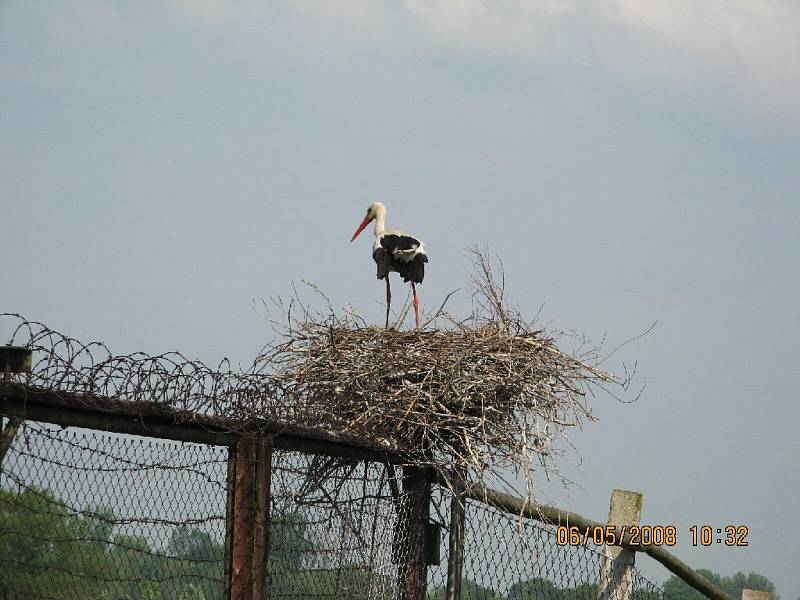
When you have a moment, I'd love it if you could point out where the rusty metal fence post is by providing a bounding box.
[398,465,432,600]
[224,445,237,600]
[231,435,256,600]
[226,433,273,600]
[445,477,466,600]
[252,434,273,600]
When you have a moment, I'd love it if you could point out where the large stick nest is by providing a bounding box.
[259,250,629,492]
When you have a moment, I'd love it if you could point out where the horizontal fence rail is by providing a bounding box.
[0,383,406,463]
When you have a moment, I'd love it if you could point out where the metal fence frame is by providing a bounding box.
[1,381,734,600]
[0,383,432,600]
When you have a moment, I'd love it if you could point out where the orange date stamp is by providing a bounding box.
[556,524,750,547]
[556,525,677,547]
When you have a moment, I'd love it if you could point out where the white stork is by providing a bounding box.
[350,202,428,329]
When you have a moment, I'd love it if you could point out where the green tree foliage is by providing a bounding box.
[0,485,225,600]
[631,589,662,600]
[428,578,504,600]
[165,526,225,600]
[0,486,109,598]
[169,526,220,562]
[663,569,724,600]
[108,533,167,599]
[269,509,315,572]
[476,578,660,600]
[663,568,777,599]
[507,576,562,599]
[270,565,392,600]
[11,484,766,600]
[1,486,394,600]
[728,572,776,596]
[265,508,393,599]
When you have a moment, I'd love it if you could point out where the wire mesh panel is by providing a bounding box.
[0,419,677,600]
[427,493,673,600]
[267,450,406,600]
[0,419,228,600]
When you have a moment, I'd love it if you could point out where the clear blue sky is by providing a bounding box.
[2,1,799,596]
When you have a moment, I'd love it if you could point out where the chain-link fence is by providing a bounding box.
[0,420,228,600]
[268,450,402,599]
[0,418,674,600]
[427,489,671,599]
[0,421,405,600]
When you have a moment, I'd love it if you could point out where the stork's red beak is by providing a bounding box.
[350,215,371,242]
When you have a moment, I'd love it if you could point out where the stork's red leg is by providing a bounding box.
[411,282,420,330]
[385,277,392,329]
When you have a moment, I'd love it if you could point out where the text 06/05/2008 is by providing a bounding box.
[557,525,677,546]
[556,524,750,547]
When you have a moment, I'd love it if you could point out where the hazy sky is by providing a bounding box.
[2,1,799,596]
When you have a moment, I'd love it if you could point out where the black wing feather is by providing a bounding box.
[373,234,427,283]
[372,247,392,280]
[380,234,420,255]
[396,254,426,283]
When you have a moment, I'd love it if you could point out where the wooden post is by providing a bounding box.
[741,591,771,600]
[252,434,273,600]
[223,445,237,600]
[445,478,466,600]
[398,465,432,600]
[231,435,257,600]
[597,489,643,600]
